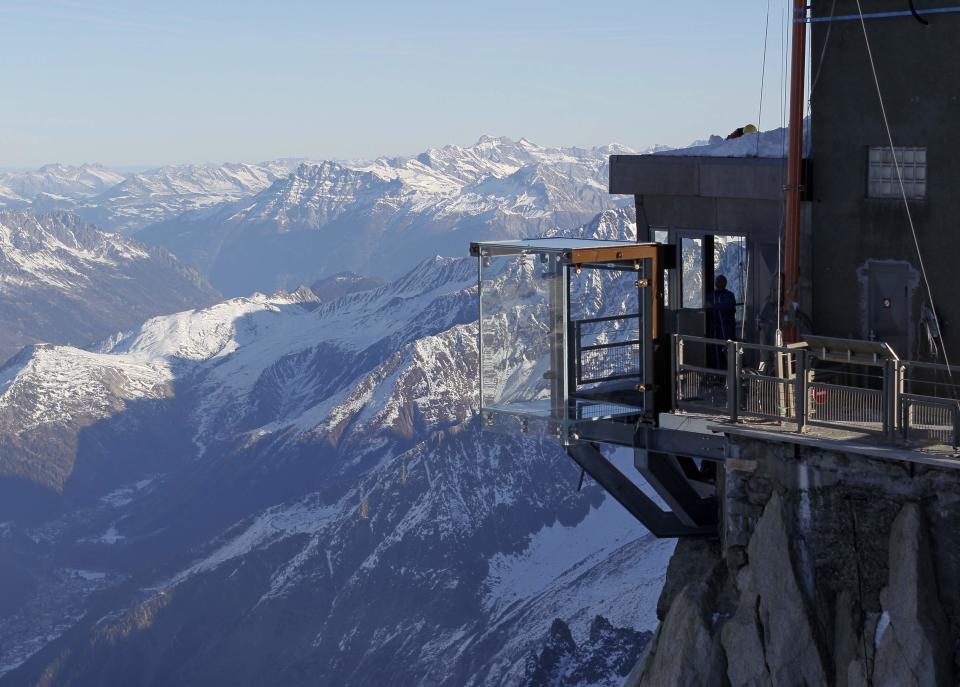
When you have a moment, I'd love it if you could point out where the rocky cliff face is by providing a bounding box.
[630,440,960,687]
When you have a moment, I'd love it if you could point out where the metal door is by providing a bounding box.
[865,260,913,358]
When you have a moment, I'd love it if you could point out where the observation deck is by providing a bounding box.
[471,238,960,538]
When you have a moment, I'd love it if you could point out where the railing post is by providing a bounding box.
[795,349,807,433]
[900,397,910,442]
[573,320,581,387]
[672,333,680,411]
[899,363,907,442]
[727,341,739,423]
[883,359,899,444]
[952,401,960,449]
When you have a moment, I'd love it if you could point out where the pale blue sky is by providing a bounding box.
[0,1,795,167]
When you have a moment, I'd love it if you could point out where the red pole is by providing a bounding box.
[782,0,807,342]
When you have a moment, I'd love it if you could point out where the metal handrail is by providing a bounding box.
[673,334,960,449]
[576,313,641,325]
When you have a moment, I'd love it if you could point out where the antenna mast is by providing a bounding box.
[783,0,807,341]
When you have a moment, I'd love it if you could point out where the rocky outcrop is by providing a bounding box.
[639,579,727,686]
[520,616,652,687]
[629,441,960,687]
[872,503,952,687]
[736,493,829,685]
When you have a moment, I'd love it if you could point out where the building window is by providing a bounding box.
[867,146,926,199]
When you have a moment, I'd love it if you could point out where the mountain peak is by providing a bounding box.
[473,134,516,147]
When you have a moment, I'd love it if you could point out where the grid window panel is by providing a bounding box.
[868,146,926,199]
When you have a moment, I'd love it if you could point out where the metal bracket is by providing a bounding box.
[633,425,730,462]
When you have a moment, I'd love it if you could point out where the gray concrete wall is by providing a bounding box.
[810,0,960,359]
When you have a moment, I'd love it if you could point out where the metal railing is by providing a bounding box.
[573,314,641,385]
[673,334,960,449]
[900,360,960,447]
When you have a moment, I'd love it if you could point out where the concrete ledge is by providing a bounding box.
[716,423,960,471]
[610,155,788,200]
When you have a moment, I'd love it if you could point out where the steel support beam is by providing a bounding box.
[566,442,714,537]
[634,425,729,461]
[574,421,730,459]
[635,451,718,528]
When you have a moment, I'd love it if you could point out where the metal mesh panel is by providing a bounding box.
[571,399,642,421]
[578,337,641,384]
[742,375,794,420]
[807,383,884,432]
[676,369,728,413]
[905,401,954,444]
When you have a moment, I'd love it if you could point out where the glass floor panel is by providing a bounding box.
[484,398,643,422]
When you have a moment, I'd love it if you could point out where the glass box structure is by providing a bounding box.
[471,238,671,444]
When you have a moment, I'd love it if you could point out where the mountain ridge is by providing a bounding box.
[0,210,220,364]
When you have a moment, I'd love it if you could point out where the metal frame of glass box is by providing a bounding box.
[470,238,673,445]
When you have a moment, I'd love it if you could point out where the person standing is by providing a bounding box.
[712,275,737,340]
[710,275,738,369]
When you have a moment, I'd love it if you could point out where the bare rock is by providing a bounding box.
[721,591,771,687]
[872,502,952,687]
[845,612,880,687]
[832,591,862,687]
[740,492,829,686]
[656,536,720,621]
[638,580,726,687]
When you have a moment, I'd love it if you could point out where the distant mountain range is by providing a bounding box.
[0,161,306,233]
[0,136,702,298]
[134,137,636,296]
[0,164,125,206]
[0,211,220,364]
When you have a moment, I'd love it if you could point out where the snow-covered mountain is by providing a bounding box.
[0,160,316,234]
[0,211,220,364]
[135,137,634,297]
[74,161,303,233]
[0,208,672,686]
[0,164,125,208]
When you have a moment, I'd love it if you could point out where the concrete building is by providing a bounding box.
[809,0,960,360]
[611,0,960,362]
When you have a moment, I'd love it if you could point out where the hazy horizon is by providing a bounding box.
[2,0,795,168]
[0,132,701,172]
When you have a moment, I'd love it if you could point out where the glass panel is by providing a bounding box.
[681,237,703,308]
[567,264,645,424]
[478,249,651,438]
[569,265,642,387]
[479,252,564,419]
